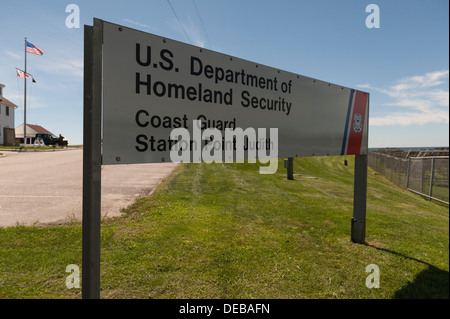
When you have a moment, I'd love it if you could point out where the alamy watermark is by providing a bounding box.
[65,4,80,29]
[65,264,80,289]
[65,4,380,30]
[365,264,380,288]
[365,4,380,29]
[169,120,279,174]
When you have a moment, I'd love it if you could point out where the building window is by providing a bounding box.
[6,107,9,116]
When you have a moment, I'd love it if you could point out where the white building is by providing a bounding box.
[0,83,18,145]
[15,123,54,140]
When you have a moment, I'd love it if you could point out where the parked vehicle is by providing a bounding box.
[35,133,68,146]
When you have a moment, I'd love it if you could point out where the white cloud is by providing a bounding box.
[26,59,82,82]
[370,109,448,126]
[123,18,157,31]
[167,16,207,48]
[183,17,206,48]
[359,70,449,126]
[4,50,21,60]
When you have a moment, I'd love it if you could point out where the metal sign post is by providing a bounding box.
[82,19,103,299]
[286,157,294,180]
[351,154,368,244]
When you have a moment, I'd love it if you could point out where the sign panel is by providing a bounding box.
[102,20,368,165]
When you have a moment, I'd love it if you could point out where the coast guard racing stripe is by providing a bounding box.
[341,90,368,155]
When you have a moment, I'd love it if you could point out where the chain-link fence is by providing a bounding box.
[368,150,449,205]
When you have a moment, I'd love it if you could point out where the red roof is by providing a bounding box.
[27,124,53,135]
[0,97,18,108]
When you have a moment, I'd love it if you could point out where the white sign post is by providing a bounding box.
[83,18,369,299]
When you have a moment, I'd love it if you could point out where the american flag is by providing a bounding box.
[26,41,44,56]
[16,68,31,78]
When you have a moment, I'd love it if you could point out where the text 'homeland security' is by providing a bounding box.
[135,44,294,115]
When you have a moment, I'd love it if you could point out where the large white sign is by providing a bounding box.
[102,20,369,165]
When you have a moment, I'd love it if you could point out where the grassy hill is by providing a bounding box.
[0,156,448,298]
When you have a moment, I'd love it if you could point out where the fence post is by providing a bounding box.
[421,160,425,193]
[406,157,411,189]
[429,158,435,201]
[390,157,393,182]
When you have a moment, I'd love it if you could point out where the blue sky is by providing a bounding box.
[0,0,448,147]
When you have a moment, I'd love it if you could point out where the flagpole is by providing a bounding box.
[24,37,27,145]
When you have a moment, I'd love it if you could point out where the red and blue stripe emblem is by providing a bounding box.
[341,90,369,155]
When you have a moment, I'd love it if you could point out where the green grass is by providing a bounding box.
[0,156,448,299]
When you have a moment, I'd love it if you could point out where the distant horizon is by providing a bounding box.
[368,146,449,150]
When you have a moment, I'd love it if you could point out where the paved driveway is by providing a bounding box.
[0,149,179,227]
